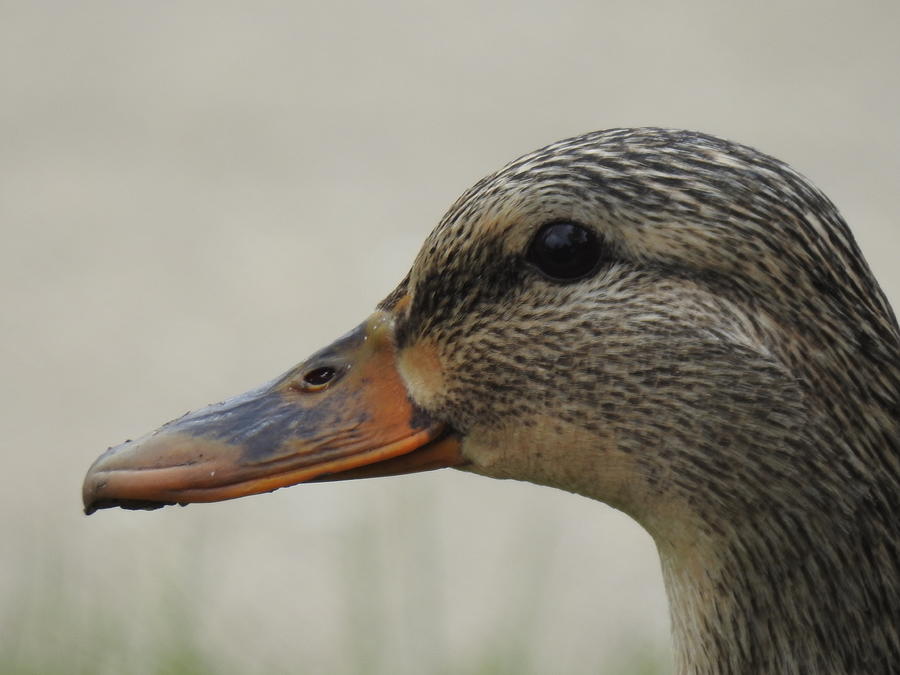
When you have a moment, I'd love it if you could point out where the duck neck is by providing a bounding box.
[653,480,900,675]
[628,307,900,674]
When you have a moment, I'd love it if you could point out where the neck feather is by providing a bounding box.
[653,431,900,675]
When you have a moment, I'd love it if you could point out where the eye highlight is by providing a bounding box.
[526,222,604,281]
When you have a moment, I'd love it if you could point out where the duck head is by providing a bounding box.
[83,128,900,670]
[84,127,896,522]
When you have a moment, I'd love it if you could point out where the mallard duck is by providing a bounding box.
[83,128,900,674]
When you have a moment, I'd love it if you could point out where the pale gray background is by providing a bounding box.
[2,2,898,674]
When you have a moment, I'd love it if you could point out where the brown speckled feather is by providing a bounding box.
[383,129,900,674]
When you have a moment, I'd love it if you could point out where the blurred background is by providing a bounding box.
[2,1,898,673]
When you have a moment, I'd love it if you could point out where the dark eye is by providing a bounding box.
[526,222,603,281]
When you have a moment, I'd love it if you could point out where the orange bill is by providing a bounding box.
[82,312,465,514]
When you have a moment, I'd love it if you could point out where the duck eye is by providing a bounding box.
[526,222,603,281]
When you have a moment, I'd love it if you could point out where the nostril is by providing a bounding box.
[303,366,337,387]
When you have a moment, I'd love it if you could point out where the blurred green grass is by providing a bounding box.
[0,518,669,675]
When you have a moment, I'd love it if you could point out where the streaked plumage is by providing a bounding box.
[84,128,900,674]
[391,129,900,673]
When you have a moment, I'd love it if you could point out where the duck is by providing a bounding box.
[83,128,900,674]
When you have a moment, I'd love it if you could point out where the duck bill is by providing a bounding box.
[82,312,464,514]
